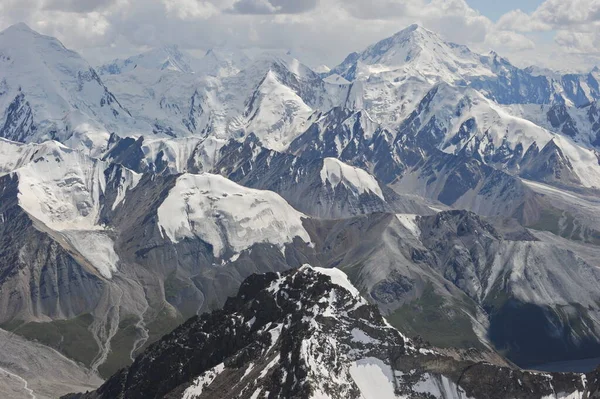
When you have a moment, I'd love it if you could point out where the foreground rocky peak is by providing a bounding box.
[65,265,593,399]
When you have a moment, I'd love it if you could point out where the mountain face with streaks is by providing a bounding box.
[97,52,346,151]
[0,23,147,154]
[64,266,593,399]
[3,21,600,398]
[98,45,196,75]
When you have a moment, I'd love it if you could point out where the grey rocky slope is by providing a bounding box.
[301,210,600,367]
[0,328,102,399]
[63,266,593,399]
[4,135,600,376]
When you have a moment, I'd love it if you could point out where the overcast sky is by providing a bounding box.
[0,0,598,71]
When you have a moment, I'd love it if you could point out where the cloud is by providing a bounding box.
[0,0,598,71]
[496,9,551,32]
[485,30,536,52]
[555,30,600,54]
[228,0,318,14]
[491,0,600,66]
[162,0,221,20]
[339,0,492,46]
[42,0,116,13]
[230,0,278,14]
[496,0,600,32]
[341,0,421,20]
[533,0,600,27]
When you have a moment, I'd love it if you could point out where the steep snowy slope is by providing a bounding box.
[102,134,227,174]
[505,101,600,149]
[98,68,212,139]
[64,266,590,399]
[199,53,347,149]
[396,83,600,188]
[101,52,346,150]
[320,157,384,199]
[0,138,140,278]
[0,23,147,153]
[240,68,314,149]
[523,66,600,107]
[193,48,251,78]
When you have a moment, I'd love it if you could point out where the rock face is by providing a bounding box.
[4,134,600,377]
[63,266,591,399]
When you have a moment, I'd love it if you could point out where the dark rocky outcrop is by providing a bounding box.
[63,266,594,399]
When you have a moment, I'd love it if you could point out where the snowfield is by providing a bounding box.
[157,173,312,258]
[320,158,384,200]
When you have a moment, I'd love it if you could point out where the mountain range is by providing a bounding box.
[2,21,600,398]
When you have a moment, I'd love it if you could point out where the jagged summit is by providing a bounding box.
[402,22,422,32]
[330,23,494,84]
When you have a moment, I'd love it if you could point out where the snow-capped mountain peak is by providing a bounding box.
[332,23,493,84]
[0,23,143,154]
[320,157,385,200]
[196,47,251,77]
[2,22,38,36]
[98,44,196,75]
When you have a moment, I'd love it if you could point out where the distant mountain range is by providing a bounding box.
[2,22,600,398]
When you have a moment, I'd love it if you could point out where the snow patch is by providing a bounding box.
[349,357,397,399]
[157,173,312,258]
[413,373,474,399]
[351,328,379,344]
[320,158,384,200]
[310,266,360,297]
[62,230,120,279]
[395,214,421,237]
[182,362,225,399]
